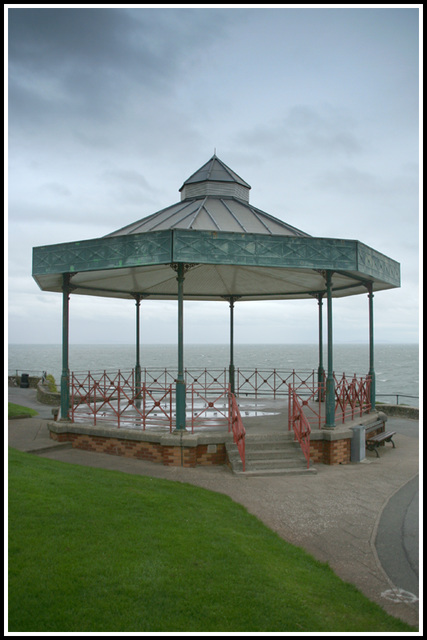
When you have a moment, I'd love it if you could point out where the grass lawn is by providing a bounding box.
[8,448,416,633]
[8,403,38,418]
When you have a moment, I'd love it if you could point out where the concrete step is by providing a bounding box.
[244,441,299,451]
[233,467,317,477]
[246,457,307,468]
[226,434,316,476]
[245,449,304,461]
[243,432,295,442]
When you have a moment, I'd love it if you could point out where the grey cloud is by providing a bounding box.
[235,105,362,158]
[40,182,71,197]
[100,169,161,208]
[9,8,171,83]
[7,6,234,172]
[315,166,419,200]
[8,7,234,125]
[9,198,123,231]
[102,169,154,191]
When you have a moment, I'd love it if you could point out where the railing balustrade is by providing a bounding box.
[236,368,317,398]
[333,373,371,423]
[289,389,311,469]
[288,372,372,429]
[230,393,246,471]
[190,385,231,433]
[70,367,379,436]
[288,381,324,431]
[71,370,173,431]
[67,367,384,473]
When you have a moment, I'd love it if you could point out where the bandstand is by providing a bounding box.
[32,155,400,470]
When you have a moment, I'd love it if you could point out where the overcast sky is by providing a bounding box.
[6,5,420,346]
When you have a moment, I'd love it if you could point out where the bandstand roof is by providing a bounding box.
[32,155,400,301]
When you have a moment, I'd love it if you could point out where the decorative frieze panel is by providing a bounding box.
[356,242,400,286]
[32,228,401,296]
[33,231,172,275]
[173,229,358,271]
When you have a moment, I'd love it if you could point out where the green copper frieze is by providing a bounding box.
[33,230,172,276]
[356,242,400,286]
[173,230,357,271]
[32,228,400,295]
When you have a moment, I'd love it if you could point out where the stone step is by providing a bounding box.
[245,448,305,461]
[233,467,317,477]
[243,432,295,441]
[226,437,316,476]
[246,456,306,467]
[244,437,300,447]
[244,440,298,449]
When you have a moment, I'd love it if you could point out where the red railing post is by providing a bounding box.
[290,389,311,469]
[191,383,195,433]
[230,392,246,471]
[169,384,173,432]
[71,372,75,422]
[142,383,146,430]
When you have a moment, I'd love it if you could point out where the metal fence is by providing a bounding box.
[69,367,417,432]
[375,393,419,406]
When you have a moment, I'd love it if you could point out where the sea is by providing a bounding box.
[7,343,420,407]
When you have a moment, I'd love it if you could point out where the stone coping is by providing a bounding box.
[309,411,387,440]
[48,421,234,447]
[48,410,386,446]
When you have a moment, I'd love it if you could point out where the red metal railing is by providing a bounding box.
[334,373,371,422]
[73,367,319,399]
[230,393,246,471]
[143,368,176,390]
[288,382,324,431]
[70,368,372,436]
[138,367,229,392]
[289,389,311,469]
[141,384,173,430]
[190,385,231,433]
[288,372,372,430]
[187,368,228,392]
[71,370,173,430]
[236,368,318,398]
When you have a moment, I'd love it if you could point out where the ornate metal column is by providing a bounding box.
[324,271,336,428]
[175,263,186,431]
[135,295,142,408]
[317,293,325,403]
[367,283,376,410]
[60,273,70,420]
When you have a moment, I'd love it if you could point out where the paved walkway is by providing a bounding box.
[7,387,420,628]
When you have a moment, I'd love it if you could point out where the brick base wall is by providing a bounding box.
[50,430,227,467]
[310,437,351,465]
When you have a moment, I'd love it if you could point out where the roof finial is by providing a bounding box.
[214,147,216,156]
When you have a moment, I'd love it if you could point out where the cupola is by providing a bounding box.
[179,154,251,202]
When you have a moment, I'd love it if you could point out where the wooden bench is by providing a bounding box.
[366,430,396,457]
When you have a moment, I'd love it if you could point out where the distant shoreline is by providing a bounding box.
[7,342,420,347]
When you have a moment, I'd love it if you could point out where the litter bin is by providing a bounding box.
[350,425,365,462]
[20,373,30,388]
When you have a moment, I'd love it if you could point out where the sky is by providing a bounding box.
[6,5,421,346]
